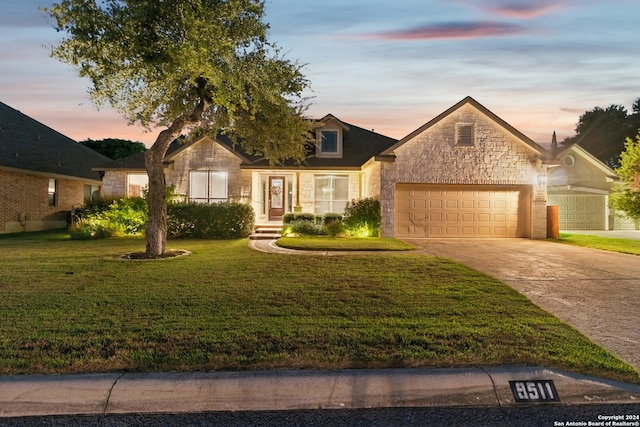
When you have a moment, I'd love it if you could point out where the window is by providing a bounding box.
[84,184,100,201]
[189,170,228,203]
[321,131,338,153]
[317,129,342,158]
[314,175,349,214]
[48,179,57,206]
[456,123,474,146]
[127,173,149,197]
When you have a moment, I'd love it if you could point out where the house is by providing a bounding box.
[98,97,561,239]
[0,101,110,234]
[98,114,398,225]
[548,142,639,230]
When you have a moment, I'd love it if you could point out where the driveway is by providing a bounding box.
[408,238,640,371]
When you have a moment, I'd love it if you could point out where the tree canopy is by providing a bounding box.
[80,138,146,160]
[610,132,640,220]
[46,0,315,256]
[562,99,640,168]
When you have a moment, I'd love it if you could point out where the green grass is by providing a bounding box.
[0,231,637,383]
[277,236,416,251]
[551,233,640,256]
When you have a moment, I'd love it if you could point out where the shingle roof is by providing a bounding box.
[0,101,110,181]
[95,117,398,170]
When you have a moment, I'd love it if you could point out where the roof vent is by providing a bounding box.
[562,155,575,167]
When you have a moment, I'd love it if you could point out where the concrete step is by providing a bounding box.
[250,227,282,240]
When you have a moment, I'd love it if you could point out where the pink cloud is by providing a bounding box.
[450,0,564,19]
[363,22,527,41]
[489,3,563,19]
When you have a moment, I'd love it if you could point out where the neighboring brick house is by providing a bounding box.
[98,97,563,238]
[0,101,110,234]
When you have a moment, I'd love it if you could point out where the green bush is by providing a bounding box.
[167,202,254,239]
[294,212,315,222]
[282,219,322,236]
[323,220,345,237]
[282,213,296,224]
[322,213,342,225]
[343,198,381,237]
[70,197,148,238]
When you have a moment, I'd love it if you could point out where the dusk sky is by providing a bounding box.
[1,0,639,147]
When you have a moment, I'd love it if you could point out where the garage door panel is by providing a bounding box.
[396,184,530,238]
[548,194,605,230]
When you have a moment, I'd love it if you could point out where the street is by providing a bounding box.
[2,404,639,426]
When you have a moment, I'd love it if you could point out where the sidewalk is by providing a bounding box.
[2,367,640,417]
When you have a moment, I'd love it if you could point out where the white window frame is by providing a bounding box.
[189,170,228,204]
[314,175,349,214]
[316,128,343,158]
[127,173,149,197]
[48,178,57,207]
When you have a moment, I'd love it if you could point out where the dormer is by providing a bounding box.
[316,114,349,158]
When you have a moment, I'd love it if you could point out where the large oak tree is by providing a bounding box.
[562,100,640,168]
[46,0,314,257]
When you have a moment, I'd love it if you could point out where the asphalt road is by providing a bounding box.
[2,404,639,426]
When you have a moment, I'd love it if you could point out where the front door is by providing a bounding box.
[268,176,285,221]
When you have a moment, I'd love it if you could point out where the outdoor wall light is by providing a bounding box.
[537,174,548,186]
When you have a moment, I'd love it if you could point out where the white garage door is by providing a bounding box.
[396,184,530,238]
[547,194,606,230]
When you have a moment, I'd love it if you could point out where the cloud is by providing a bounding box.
[488,3,563,19]
[450,0,564,19]
[361,22,528,41]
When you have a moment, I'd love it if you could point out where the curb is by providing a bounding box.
[1,367,639,417]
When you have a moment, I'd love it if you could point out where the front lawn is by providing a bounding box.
[551,233,640,256]
[277,236,415,251]
[0,232,637,383]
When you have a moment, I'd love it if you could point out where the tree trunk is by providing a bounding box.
[144,145,168,257]
[143,94,210,257]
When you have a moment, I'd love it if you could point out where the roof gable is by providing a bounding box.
[382,96,546,156]
[554,143,617,178]
[0,101,110,181]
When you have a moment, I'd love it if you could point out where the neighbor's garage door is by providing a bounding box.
[396,184,530,238]
[547,194,606,230]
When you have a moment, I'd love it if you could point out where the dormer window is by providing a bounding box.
[317,128,343,158]
[456,123,474,146]
[321,131,338,153]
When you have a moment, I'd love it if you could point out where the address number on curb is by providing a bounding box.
[509,380,560,403]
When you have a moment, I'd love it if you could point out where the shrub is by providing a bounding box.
[167,202,254,239]
[70,197,148,238]
[282,213,296,224]
[322,213,343,225]
[343,198,381,237]
[69,215,121,239]
[283,219,322,236]
[323,220,345,237]
[294,212,315,222]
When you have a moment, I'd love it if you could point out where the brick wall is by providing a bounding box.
[1,169,89,233]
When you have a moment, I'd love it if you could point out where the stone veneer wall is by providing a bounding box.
[101,138,250,203]
[101,171,129,197]
[167,138,248,202]
[378,103,547,238]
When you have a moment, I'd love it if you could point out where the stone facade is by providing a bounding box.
[376,103,548,238]
[0,169,93,233]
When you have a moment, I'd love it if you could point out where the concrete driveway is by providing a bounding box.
[408,238,640,371]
